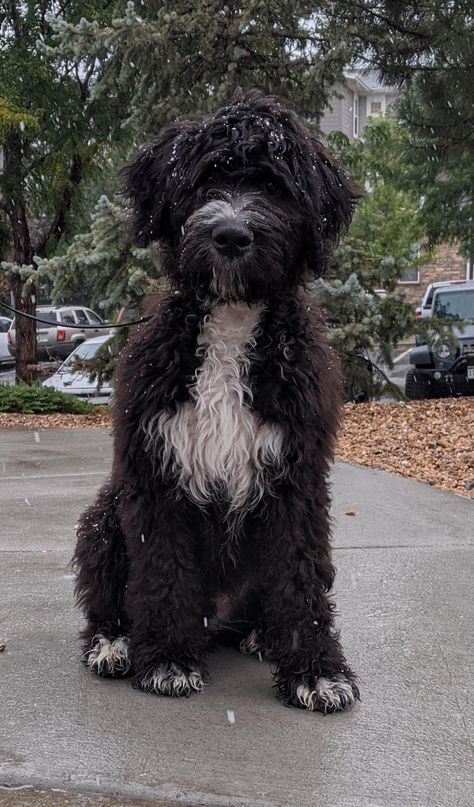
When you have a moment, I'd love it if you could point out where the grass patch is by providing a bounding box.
[0,383,96,414]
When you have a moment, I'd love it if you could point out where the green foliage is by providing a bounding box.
[88,326,130,386]
[316,118,427,399]
[0,2,120,228]
[397,81,474,257]
[0,1,131,382]
[0,383,95,414]
[35,195,162,314]
[323,1,474,255]
[47,1,352,139]
[0,98,39,141]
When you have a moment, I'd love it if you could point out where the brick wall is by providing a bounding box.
[397,244,468,303]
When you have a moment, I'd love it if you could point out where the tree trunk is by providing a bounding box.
[4,141,86,384]
[9,204,38,385]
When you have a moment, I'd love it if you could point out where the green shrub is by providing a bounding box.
[0,383,96,414]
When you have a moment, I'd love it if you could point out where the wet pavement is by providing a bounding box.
[0,428,473,807]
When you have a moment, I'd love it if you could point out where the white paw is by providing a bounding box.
[296,674,358,713]
[86,634,131,676]
[239,629,261,655]
[138,663,205,697]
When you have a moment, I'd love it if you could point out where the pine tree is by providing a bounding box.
[36,195,161,314]
[315,118,426,399]
[0,1,124,382]
[47,1,352,139]
[323,1,474,256]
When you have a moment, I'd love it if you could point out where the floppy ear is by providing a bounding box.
[310,141,360,247]
[281,110,360,273]
[122,124,187,246]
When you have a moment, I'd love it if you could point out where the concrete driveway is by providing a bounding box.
[0,429,473,807]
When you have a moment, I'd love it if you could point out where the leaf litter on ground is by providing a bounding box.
[337,399,473,499]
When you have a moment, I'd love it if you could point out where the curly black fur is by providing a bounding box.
[74,92,360,712]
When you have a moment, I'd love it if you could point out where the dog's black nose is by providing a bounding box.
[211,222,253,258]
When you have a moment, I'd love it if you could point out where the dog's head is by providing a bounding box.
[124,91,359,301]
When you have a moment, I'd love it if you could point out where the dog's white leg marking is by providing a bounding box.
[86,634,131,676]
[139,663,205,697]
[296,674,357,713]
[239,629,261,655]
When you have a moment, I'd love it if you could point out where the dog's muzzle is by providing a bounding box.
[211,220,253,259]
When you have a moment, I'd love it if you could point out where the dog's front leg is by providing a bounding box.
[261,491,359,714]
[74,482,132,678]
[122,492,208,697]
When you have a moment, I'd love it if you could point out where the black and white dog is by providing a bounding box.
[74,92,360,713]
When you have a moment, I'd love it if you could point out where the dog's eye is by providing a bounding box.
[205,189,221,201]
[265,180,279,194]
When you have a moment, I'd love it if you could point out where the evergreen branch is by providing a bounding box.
[346,2,432,40]
[34,152,86,257]
[8,1,21,39]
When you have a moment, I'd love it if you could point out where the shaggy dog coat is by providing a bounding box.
[74,92,360,712]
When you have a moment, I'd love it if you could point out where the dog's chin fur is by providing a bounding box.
[74,92,360,713]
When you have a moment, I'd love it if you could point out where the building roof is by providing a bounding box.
[344,68,398,94]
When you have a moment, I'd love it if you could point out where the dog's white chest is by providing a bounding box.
[148,303,283,510]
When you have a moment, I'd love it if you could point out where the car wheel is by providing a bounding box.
[405,369,433,400]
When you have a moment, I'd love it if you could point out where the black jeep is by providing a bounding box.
[406,282,474,399]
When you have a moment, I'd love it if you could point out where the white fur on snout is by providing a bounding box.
[188,198,236,228]
[144,303,285,517]
[86,634,131,675]
[296,674,357,713]
[140,663,204,697]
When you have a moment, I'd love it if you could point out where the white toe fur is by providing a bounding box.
[296,674,357,713]
[239,629,261,655]
[86,634,131,675]
[140,663,204,696]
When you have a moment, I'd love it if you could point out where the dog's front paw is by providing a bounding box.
[133,662,205,697]
[239,629,264,657]
[280,672,359,713]
[85,634,132,678]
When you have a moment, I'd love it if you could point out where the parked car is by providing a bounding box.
[406,282,474,399]
[7,305,112,361]
[415,279,467,319]
[42,335,113,404]
[0,316,14,366]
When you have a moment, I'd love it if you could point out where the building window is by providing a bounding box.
[399,267,420,284]
[371,101,382,114]
[353,94,359,138]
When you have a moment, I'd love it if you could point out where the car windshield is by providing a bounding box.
[433,290,474,322]
[63,341,103,367]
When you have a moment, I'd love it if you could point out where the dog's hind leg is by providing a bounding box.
[73,482,131,678]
